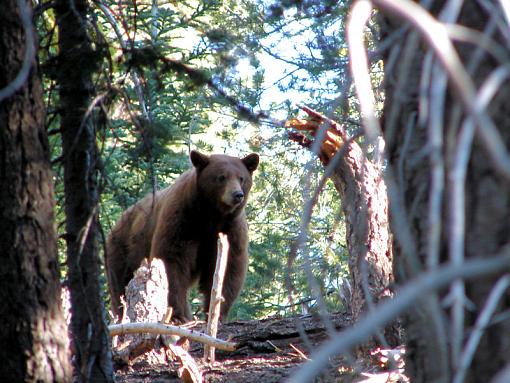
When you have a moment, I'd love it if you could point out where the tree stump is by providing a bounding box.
[111,258,204,382]
[114,258,169,362]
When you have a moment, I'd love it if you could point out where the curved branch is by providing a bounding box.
[373,0,510,181]
[0,0,35,102]
[288,246,510,383]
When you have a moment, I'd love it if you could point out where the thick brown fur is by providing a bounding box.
[106,151,259,322]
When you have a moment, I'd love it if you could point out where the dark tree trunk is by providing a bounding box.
[380,1,510,381]
[0,1,71,381]
[55,0,113,381]
[287,108,395,345]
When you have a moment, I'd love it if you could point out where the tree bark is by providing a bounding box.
[55,0,113,381]
[0,1,71,381]
[287,108,395,345]
[379,1,510,381]
[328,137,393,325]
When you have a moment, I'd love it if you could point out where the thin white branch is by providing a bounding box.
[347,0,383,163]
[445,24,509,64]
[418,53,432,129]
[453,275,510,383]
[349,1,425,283]
[204,233,230,363]
[287,246,510,383]
[373,0,510,182]
[95,0,150,120]
[0,0,35,102]
[498,0,510,27]
[108,322,237,352]
[287,105,347,341]
[427,0,463,270]
[425,57,446,271]
[438,0,464,21]
[425,53,456,370]
[436,27,462,364]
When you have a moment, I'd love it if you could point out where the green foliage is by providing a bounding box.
[228,130,349,320]
[37,0,354,320]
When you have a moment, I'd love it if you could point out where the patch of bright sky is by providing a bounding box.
[173,3,346,158]
[237,9,345,121]
[215,8,346,158]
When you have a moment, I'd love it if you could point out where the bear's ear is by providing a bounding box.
[242,153,259,173]
[190,150,209,170]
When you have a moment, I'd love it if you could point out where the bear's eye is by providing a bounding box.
[218,175,226,183]
[239,176,245,183]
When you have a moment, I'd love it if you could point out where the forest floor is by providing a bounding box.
[113,312,407,383]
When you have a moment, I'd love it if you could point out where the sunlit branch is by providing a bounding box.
[109,322,236,351]
[498,0,510,27]
[346,0,383,163]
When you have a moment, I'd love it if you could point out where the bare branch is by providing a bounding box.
[108,322,237,352]
[95,0,150,120]
[204,233,230,363]
[346,0,383,164]
[453,275,510,383]
[498,0,510,27]
[373,0,510,182]
[448,64,510,370]
[288,245,510,383]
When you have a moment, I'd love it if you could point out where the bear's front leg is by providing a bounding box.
[219,249,248,321]
[164,261,193,323]
[151,224,196,323]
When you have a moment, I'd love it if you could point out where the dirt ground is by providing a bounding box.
[113,312,406,383]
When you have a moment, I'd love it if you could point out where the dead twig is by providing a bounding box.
[289,343,310,361]
[204,233,230,363]
[166,343,203,383]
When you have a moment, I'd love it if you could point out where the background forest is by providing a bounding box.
[41,0,352,320]
[2,0,510,382]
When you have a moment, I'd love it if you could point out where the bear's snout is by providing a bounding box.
[222,186,245,208]
[232,190,244,204]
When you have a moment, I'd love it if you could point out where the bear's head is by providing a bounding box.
[190,150,259,215]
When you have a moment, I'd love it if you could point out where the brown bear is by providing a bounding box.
[105,150,259,322]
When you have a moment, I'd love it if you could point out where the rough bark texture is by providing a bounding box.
[380,1,510,381]
[0,1,71,381]
[287,109,394,342]
[329,138,393,324]
[125,259,169,326]
[113,259,170,362]
[55,0,113,381]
